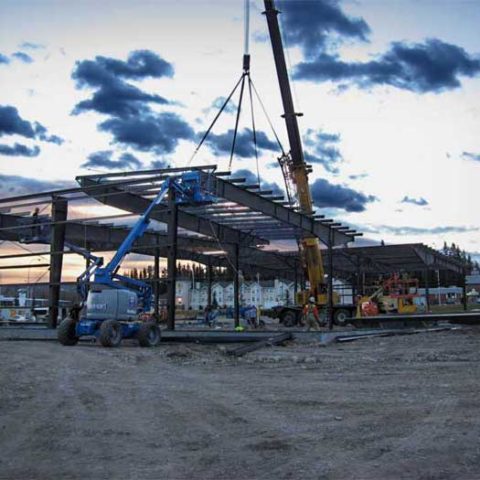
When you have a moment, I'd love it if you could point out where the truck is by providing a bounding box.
[263,0,356,327]
[57,171,215,347]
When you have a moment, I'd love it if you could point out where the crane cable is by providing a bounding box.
[249,78,285,155]
[247,77,260,185]
[228,0,249,172]
[188,0,287,202]
[228,75,246,171]
[187,74,244,166]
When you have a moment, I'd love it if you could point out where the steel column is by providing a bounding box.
[233,243,240,328]
[424,268,430,311]
[83,241,91,298]
[207,263,213,308]
[48,197,68,329]
[166,188,178,331]
[294,263,298,298]
[84,242,90,270]
[356,257,363,297]
[327,229,334,330]
[462,268,468,311]
[154,245,160,321]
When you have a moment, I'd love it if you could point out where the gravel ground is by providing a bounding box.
[1,328,480,479]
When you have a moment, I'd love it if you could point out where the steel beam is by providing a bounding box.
[0,263,50,270]
[206,174,354,246]
[78,177,266,246]
[81,164,218,180]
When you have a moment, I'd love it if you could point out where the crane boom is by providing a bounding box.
[263,0,326,300]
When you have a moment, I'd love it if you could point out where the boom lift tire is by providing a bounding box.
[334,308,350,326]
[282,310,297,327]
[57,317,79,346]
[99,319,122,347]
[137,322,161,347]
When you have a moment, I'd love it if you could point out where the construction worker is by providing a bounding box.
[302,297,321,331]
[203,305,211,326]
[243,304,258,328]
[205,305,218,328]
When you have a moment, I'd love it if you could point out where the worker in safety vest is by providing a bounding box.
[302,297,321,331]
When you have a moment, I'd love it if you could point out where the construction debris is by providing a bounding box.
[226,332,293,356]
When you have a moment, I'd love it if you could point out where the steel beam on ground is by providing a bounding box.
[48,198,67,329]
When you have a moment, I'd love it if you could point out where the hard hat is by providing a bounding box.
[309,296,315,303]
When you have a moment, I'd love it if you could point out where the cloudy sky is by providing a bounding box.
[0,0,479,282]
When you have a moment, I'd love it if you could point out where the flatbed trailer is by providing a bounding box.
[272,305,476,328]
[273,304,357,327]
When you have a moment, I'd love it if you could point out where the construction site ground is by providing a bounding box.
[1,327,480,479]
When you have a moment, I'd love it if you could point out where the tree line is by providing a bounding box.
[441,242,479,273]
[124,263,240,281]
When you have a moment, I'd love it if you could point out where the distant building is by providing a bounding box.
[186,278,353,309]
[466,272,480,303]
[417,287,463,305]
[466,273,480,291]
[189,279,295,309]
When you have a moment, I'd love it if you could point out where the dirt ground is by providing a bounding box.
[1,328,480,480]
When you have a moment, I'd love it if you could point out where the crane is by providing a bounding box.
[57,171,215,347]
[263,0,354,326]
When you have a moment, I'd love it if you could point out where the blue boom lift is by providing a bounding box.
[57,171,215,347]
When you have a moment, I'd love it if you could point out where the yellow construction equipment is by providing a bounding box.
[264,0,348,326]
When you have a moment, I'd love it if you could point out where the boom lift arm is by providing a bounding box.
[64,241,104,303]
[74,172,214,312]
[263,0,326,301]
[89,178,172,312]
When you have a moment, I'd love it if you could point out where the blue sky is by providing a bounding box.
[0,0,479,280]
